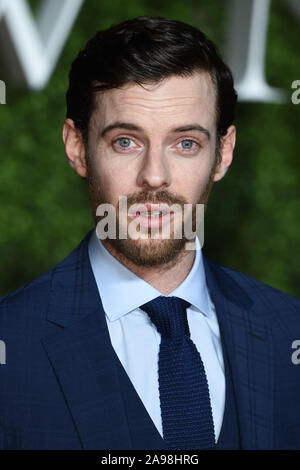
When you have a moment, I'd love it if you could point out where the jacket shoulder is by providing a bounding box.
[204,256,300,311]
[0,268,53,333]
[0,230,92,324]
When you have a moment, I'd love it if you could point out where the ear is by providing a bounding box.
[62,118,87,178]
[213,125,236,182]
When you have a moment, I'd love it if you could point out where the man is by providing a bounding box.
[0,16,299,450]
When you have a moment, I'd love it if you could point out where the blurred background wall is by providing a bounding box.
[0,0,299,297]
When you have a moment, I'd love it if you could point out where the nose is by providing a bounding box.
[136,145,172,190]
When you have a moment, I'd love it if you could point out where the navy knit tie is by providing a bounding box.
[140,296,215,450]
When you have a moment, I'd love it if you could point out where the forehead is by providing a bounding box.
[90,72,217,132]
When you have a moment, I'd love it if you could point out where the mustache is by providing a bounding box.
[123,190,188,208]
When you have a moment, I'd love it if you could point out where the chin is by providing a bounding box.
[106,235,187,267]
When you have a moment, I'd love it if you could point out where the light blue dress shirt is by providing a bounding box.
[88,228,225,440]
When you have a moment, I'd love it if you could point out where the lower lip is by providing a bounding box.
[128,212,174,228]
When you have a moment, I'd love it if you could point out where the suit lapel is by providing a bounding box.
[203,256,275,449]
[41,231,166,449]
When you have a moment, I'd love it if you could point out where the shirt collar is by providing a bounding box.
[88,228,213,321]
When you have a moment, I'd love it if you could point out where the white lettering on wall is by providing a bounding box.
[226,0,286,102]
[0,0,84,90]
[0,79,6,104]
[0,0,298,103]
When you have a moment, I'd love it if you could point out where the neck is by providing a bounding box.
[101,240,196,296]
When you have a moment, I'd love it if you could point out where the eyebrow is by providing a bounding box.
[98,121,211,140]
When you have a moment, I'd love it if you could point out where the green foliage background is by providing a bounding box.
[0,0,299,297]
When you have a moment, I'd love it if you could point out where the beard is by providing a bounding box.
[86,152,219,267]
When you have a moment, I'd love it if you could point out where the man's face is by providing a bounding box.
[76,72,233,266]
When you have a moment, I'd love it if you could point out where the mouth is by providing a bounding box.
[135,210,169,217]
[128,203,174,229]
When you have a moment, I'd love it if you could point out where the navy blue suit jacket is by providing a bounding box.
[0,230,300,449]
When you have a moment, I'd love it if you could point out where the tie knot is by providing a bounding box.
[140,296,191,338]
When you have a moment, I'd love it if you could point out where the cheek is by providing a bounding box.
[175,156,215,201]
[98,150,145,199]
[96,163,134,206]
[187,174,209,201]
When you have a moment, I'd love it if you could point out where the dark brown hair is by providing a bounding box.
[66,16,237,145]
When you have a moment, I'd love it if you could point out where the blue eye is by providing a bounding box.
[181,139,195,149]
[118,137,131,148]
